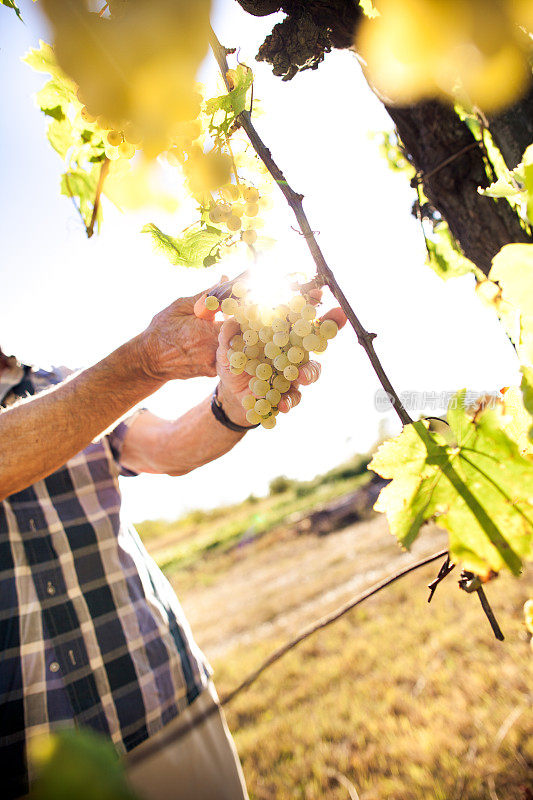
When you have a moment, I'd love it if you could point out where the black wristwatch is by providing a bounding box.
[211,385,259,432]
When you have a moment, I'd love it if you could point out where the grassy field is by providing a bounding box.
[140,465,533,800]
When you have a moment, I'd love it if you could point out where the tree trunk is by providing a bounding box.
[489,83,533,169]
[386,100,532,276]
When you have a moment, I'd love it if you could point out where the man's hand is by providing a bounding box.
[216,304,347,427]
[138,287,224,382]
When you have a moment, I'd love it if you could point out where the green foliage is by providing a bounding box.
[24,41,107,232]
[1,0,23,22]
[489,242,533,367]
[61,166,102,231]
[28,728,138,800]
[205,64,254,121]
[141,223,224,268]
[479,143,533,226]
[370,391,533,576]
[269,475,295,495]
[425,222,476,281]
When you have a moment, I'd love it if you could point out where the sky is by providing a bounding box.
[0,0,521,522]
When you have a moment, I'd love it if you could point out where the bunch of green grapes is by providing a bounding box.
[204,282,338,429]
[524,600,533,650]
[208,183,262,246]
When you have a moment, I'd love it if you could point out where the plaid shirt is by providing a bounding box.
[0,362,210,798]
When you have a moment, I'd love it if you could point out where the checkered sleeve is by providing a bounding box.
[106,409,147,477]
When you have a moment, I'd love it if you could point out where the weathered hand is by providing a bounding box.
[216,305,347,427]
[138,285,224,382]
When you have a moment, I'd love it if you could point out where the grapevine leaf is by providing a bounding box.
[1,0,22,21]
[205,65,254,118]
[23,40,63,78]
[142,224,223,268]
[520,366,533,441]
[426,222,476,280]
[370,392,533,576]
[36,77,75,117]
[61,166,100,229]
[489,243,533,364]
[47,117,74,159]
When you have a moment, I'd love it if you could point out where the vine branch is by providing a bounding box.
[209,28,412,427]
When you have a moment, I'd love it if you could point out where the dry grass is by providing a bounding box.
[142,487,533,800]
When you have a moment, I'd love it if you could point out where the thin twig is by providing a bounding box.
[86,157,110,239]
[209,29,412,426]
[127,548,447,767]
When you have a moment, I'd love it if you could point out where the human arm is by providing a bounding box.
[0,289,221,501]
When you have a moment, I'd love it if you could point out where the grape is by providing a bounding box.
[230,351,247,369]
[232,203,245,218]
[320,319,338,339]
[266,388,281,406]
[260,307,276,326]
[248,377,257,392]
[255,398,271,416]
[204,295,220,311]
[220,184,240,202]
[209,204,230,223]
[243,186,260,203]
[261,414,276,429]
[107,130,122,146]
[241,394,256,411]
[283,364,299,381]
[245,358,260,376]
[229,365,244,375]
[244,344,260,360]
[234,307,249,325]
[226,215,241,232]
[287,347,304,364]
[289,331,304,347]
[293,318,312,337]
[248,318,263,332]
[272,318,290,334]
[301,304,317,322]
[81,106,97,123]
[246,409,262,425]
[232,281,248,298]
[252,379,269,397]
[264,342,282,360]
[243,329,259,346]
[259,326,273,343]
[273,353,289,372]
[105,145,120,160]
[256,362,273,380]
[303,333,321,351]
[311,337,328,353]
[119,141,136,159]
[270,406,280,416]
[273,331,289,347]
[288,311,300,324]
[242,230,257,246]
[222,298,239,316]
[289,294,306,313]
[244,203,259,217]
[273,375,291,393]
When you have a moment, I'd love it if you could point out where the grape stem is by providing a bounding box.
[209,29,412,426]
[87,157,110,239]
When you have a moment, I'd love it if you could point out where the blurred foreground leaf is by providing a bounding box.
[370,391,533,576]
[28,728,138,800]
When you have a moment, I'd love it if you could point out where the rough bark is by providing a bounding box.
[489,83,533,169]
[386,100,532,276]
[236,0,362,79]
